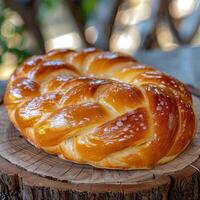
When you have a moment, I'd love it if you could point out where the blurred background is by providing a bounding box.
[0,0,200,81]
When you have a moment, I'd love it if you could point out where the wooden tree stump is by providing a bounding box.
[0,96,199,200]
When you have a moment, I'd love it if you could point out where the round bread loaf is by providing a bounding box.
[4,48,197,169]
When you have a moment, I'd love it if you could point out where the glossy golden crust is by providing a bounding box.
[4,48,197,169]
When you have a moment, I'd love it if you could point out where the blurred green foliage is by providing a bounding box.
[41,0,60,9]
[0,2,31,65]
[81,0,98,20]
[0,0,99,66]
[39,0,98,23]
[38,0,61,22]
[0,0,62,66]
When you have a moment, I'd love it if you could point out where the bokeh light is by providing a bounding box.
[169,0,197,18]
[85,26,98,44]
[0,53,17,80]
[110,26,141,54]
[156,25,178,50]
[46,32,81,50]
[116,0,152,25]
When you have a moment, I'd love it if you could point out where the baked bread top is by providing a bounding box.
[4,48,197,169]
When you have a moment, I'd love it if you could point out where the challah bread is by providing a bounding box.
[4,48,197,169]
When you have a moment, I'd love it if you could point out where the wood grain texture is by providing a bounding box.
[1,154,200,199]
[0,155,171,200]
[0,96,199,199]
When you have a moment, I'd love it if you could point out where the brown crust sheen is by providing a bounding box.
[4,48,197,170]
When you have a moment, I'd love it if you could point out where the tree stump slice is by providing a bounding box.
[0,96,199,200]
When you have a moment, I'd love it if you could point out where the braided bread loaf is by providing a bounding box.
[4,48,197,169]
